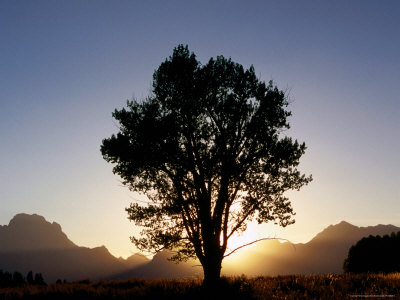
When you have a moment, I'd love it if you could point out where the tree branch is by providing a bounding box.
[227,202,257,240]
[223,237,296,258]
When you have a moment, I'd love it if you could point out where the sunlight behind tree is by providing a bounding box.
[101,45,312,283]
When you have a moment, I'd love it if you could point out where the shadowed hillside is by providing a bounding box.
[223,221,400,275]
[0,214,148,282]
[113,221,400,279]
[1,214,399,281]
[110,250,202,280]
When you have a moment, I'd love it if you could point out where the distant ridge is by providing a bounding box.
[0,213,148,282]
[112,220,400,279]
[1,214,399,281]
[110,250,202,280]
[310,221,399,244]
[222,221,400,276]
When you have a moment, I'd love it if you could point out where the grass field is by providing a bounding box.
[1,273,400,299]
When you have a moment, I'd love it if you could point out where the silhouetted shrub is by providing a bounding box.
[344,231,400,273]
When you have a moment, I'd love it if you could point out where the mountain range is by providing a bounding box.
[0,214,148,282]
[1,214,399,282]
[223,221,400,276]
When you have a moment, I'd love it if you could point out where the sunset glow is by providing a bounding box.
[0,1,399,260]
[226,224,259,254]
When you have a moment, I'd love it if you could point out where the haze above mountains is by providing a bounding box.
[1,214,399,282]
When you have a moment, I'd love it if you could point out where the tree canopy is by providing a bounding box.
[101,45,312,282]
[344,232,400,273]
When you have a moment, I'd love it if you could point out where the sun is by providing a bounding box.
[226,223,259,253]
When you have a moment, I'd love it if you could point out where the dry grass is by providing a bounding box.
[1,273,400,299]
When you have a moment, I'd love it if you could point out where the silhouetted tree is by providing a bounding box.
[101,45,312,284]
[26,271,34,284]
[344,231,400,273]
[34,273,46,285]
[0,270,47,287]
[12,271,24,286]
[0,270,13,287]
[3,271,12,287]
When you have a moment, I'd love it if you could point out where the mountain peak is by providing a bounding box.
[0,213,150,282]
[9,213,46,226]
[310,221,400,244]
[310,221,358,243]
[122,253,150,266]
[336,220,354,227]
[0,213,76,251]
[8,213,63,232]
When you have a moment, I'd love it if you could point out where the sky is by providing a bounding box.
[0,0,399,259]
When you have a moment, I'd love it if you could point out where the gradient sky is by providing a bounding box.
[1,0,399,258]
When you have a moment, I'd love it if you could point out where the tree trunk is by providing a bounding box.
[202,255,222,286]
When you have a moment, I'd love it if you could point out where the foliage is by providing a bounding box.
[1,274,400,299]
[101,45,312,281]
[344,231,400,273]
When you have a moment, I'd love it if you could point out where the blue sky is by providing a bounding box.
[1,0,399,258]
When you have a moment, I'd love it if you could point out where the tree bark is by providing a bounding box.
[202,255,222,286]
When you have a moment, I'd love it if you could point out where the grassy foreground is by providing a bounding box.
[1,273,400,299]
